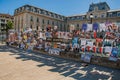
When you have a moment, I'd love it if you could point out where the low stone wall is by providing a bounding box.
[91,56,120,69]
[9,44,120,69]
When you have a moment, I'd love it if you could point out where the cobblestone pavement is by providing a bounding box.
[0,44,120,80]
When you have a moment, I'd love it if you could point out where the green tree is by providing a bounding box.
[6,20,14,39]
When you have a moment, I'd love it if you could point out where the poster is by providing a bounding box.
[81,53,92,63]
[93,23,99,31]
[82,23,87,31]
[109,57,118,61]
[109,47,118,61]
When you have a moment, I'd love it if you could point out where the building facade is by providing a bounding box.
[14,2,120,32]
[14,5,67,32]
[67,2,120,31]
[0,13,13,31]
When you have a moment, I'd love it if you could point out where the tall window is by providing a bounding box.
[42,19,44,24]
[25,6,29,10]
[36,26,38,30]
[30,16,33,22]
[60,23,62,31]
[108,13,112,17]
[47,20,50,24]
[30,25,32,29]
[51,13,54,17]
[44,11,47,15]
[77,24,79,27]
[56,15,58,18]
[1,19,5,23]
[31,8,34,12]
[117,12,120,17]
[34,8,37,13]
[67,24,70,32]
[56,21,58,26]
[79,16,83,20]
[41,10,44,14]
[37,17,39,22]
[101,14,104,18]
[112,12,117,17]
[77,24,79,30]
[83,16,86,20]
[64,24,66,31]
[52,21,54,25]
[39,10,41,14]
[95,15,97,18]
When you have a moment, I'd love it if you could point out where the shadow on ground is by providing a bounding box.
[0,45,120,80]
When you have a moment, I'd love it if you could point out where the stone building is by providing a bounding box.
[14,5,67,32]
[0,13,13,31]
[14,2,120,32]
[67,2,120,31]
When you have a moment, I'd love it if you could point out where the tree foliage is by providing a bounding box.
[6,20,13,31]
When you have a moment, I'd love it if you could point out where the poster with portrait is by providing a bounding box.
[105,22,118,32]
[70,24,75,32]
[81,53,92,63]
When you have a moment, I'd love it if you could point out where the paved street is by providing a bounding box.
[0,44,120,80]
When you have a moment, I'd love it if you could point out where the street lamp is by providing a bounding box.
[1,27,4,44]
[90,14,94,24]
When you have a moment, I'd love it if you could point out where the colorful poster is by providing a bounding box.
[81,39,86,45]
[45,32,51,37]
[109,47,118,61]
[87,24,92,31]
[105,22,118,32]
[99,23,106,31]
[70,24,75,32]
[93,23,99,31]
[81,53,92,63]
[82,23,87,31]
[72,37,78,46]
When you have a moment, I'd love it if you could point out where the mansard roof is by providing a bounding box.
[88,2,110,12]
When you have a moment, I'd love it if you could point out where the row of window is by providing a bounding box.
[67,15,102,21]
[0,16,12,19]
[30,16,65,26]
[0,19,10,23]
[67,16,86,20]
[107,12,120,17]
[67,12,120,21]
[15,5,65,20]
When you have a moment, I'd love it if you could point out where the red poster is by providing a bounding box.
[94,32,96,39]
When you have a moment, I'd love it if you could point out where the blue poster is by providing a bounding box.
[81,53,92,63]
[82,23,87,31]
[93,23,99,31]
[109,47,118,61]
[72,37,78,46]
[111,47,118,57]
[45,32,51,37]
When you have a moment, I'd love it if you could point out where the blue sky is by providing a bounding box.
[0,0,120,16]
